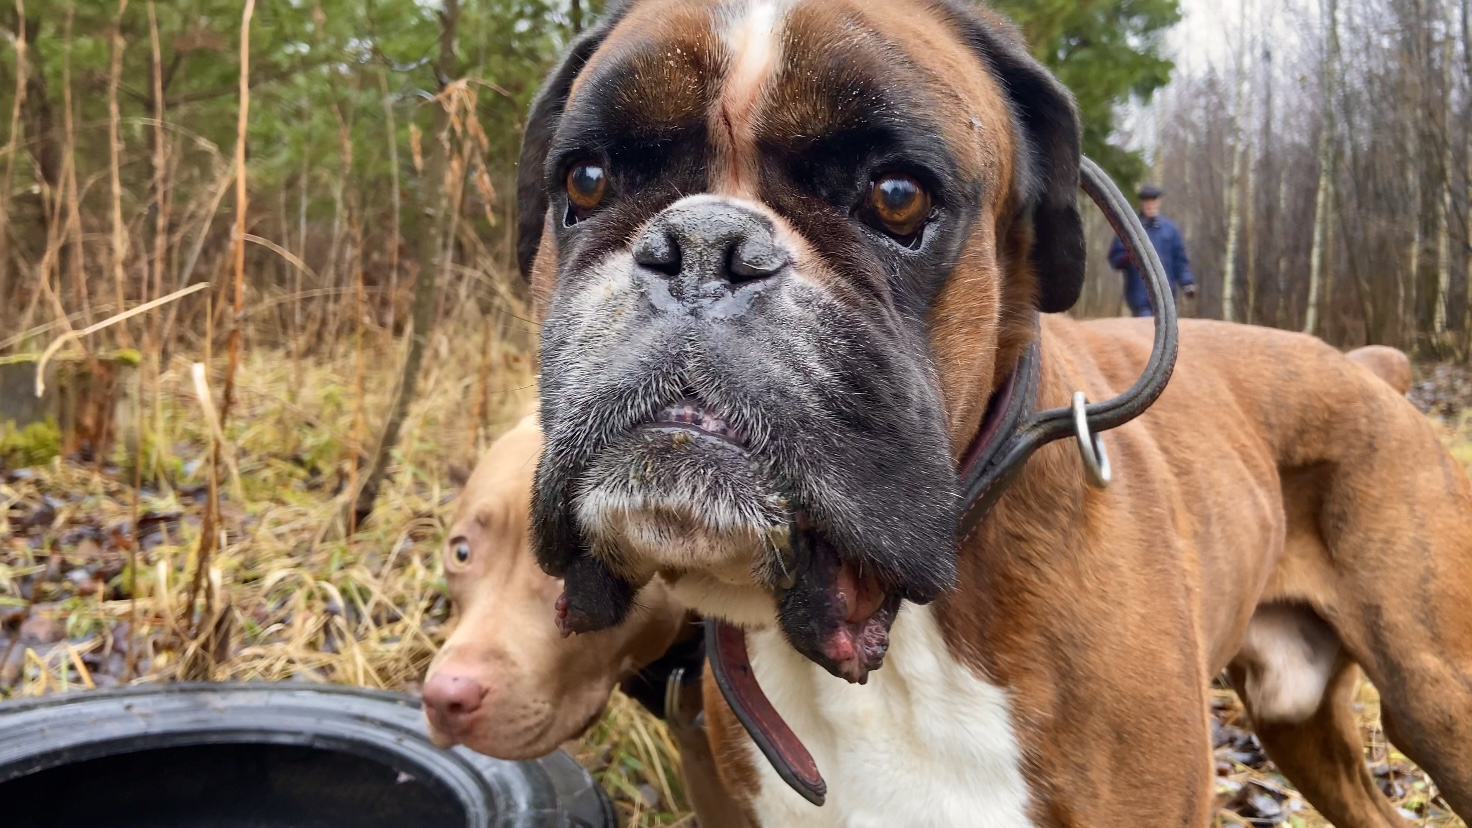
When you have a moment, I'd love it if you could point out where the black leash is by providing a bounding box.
[958,155,1180,539]
[706,155,1182,807]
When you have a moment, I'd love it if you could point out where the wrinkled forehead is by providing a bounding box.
[559,0,1016,194]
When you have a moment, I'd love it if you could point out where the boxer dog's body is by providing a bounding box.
[516,1,1472,824]
[1346,344,1413,396]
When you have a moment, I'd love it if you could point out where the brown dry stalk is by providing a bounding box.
[185,294,220,635]
[0,0,28,329]
[160,160,234,346]
[147,1,170,333]
[140,0,175,660]
[348,190,367,536]
[378,69,402,331]
[470,321,491,456]
[24,148,71,337]
[137,3,164,674]
[61,0,89,329]
[107,0,132,349]
[187,0,253,638]
[143,1,172,488]
[218,0,255,428]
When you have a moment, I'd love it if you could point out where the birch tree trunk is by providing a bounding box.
[1400,114,1418,338]
[1244,136,1257,325]
[1273,176,1289,327]
[1304,0,1339,336]
[1405,0,1426,335]
[1221,0,1252,323]
[1433,7,1453,336]
[1463,0,1472,352]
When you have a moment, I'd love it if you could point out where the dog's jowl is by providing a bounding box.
[519,1,1472,825]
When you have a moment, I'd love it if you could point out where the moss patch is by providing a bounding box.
[0,418,62,466]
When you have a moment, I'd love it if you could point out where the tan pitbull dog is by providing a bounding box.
[422,409,746,827]
[516,1,1472,825]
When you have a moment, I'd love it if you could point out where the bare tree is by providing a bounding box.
[1304,0,1339,336]
[1435,0,1454,337]
[1222,0,1253,323]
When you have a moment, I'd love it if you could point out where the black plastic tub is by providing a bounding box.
[0,682,615,828]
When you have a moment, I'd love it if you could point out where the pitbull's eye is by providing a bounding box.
[865,174,931,243]
[448,538,471,566]
[565,161,608,221]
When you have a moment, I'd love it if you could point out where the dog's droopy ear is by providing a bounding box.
[945,4,1086,314]
[515,4,633,283]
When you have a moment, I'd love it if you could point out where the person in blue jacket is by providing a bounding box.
[1108,184,1196,317]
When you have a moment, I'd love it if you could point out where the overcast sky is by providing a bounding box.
[1123,0,1317,159]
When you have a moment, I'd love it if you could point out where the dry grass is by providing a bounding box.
[3,343,1472,827]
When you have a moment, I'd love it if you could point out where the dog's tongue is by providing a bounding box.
[822,563,890,678]
[776,525,899,685]
[836,563,884,623]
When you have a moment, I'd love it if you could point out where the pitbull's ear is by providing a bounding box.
[515,4,633,282]
[947,5,1086,313]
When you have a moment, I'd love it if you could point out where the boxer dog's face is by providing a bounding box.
[520,0,1084,683]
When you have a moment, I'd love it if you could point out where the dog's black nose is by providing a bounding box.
[633,198,788,286]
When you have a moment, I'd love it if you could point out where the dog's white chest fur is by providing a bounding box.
[742,605,1034,827]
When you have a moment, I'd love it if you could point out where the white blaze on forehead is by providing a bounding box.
[713,0,791,191]
[722,0,785,99]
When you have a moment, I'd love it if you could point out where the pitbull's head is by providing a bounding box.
[521,0,1083,683]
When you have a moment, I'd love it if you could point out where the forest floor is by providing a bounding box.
[1,341,1469,827]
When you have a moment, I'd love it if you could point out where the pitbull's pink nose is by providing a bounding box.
[423,672,488,731]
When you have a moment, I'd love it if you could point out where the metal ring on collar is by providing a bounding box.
[665,667,686,724]
[1071,391,1111,488]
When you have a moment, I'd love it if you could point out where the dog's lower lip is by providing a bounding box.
[647,399,747,445]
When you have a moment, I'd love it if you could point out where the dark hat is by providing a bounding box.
[1138,184,1164,200]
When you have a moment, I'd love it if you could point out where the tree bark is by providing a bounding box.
[0,2,29,326]
[379,68,401,332]
[1304,0,1338,336]
[1462,0,1472,354]
[1434,5,1453,337]
[349,0,460,531]
[61,0,87,328]
[1221,0,1252,323]
[107,0,131,348]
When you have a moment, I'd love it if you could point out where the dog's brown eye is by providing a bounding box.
[566,162,607,215]
[449,539,471,566]
[867,174,930,240]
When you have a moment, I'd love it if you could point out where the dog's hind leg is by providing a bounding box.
[1335,567,1472,818]
[1285,402,1472,818]
[1338,554,1472,819]
[1228,608,1405,828]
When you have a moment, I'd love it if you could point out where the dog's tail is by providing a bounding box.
[1345,345,1412,396]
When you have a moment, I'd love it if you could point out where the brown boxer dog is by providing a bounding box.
[1346,344,1413,396]
[422,408,746,826]
[517,1,1472,824]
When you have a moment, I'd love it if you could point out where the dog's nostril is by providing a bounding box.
[633,227,681,276]
[728,235,788,282]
